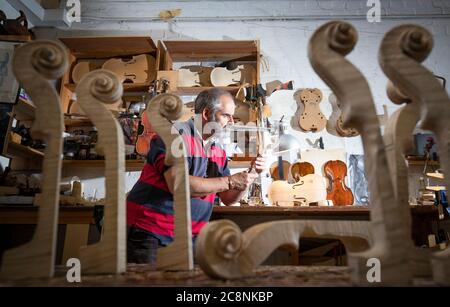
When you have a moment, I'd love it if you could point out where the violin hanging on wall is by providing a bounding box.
[296,88,327,132]
[328,93,359,137]
[324,160,354,206]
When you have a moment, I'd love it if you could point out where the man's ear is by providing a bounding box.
[202,107,209,122]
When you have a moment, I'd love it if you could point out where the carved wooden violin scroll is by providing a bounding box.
[296,88,327,132]
[0,40,67,280]
[383,81,419,205]
[309,21,416,284]
[76,69,126,274]
[379,24,450,284]
[146,93,194,270]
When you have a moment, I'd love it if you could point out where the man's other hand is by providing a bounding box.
[228,171,259,191]
[253,155,266,174]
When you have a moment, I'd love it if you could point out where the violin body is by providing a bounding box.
[324,160,354,206]
[327,93,359,137]
[296,88,327,132]
[135,110,157,156]
[269,160,291,181]
[102,54,156,84]
[72,61,96,84]
[181,65,214,86]
[268,174,327,206]
[210,65,243,86]
[290,161,315,182]
[178,68,200,87]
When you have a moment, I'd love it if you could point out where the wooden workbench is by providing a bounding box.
[211,205,441,247]
[0,204,443,266]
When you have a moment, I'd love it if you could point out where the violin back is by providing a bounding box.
[327,93,359,137]
[210,65,242,86]
[72,61,96,84]
[135,111,157,156]
[102,54,156,84]
[180,65,213,86]
[297,88,327,132]
[324,160,354,206]
[268,174,327,206]
[269,160,291,181]
[178,68,200,87]
[290,161,315,182]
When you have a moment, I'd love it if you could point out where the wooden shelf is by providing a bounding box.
[59,36,157,59]
[13,98,36,122]
[171,86,240,96]
[0,35,32,43]
[63,159,145,171]
[6,142,44,160]
[162,40,258,62]
[64,83,151,93]
[64,115,92,127]
[407,160,440,166]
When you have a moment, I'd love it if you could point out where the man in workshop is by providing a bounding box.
[126,88,265,265]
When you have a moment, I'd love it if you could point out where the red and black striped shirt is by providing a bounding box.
[126,119,230,245]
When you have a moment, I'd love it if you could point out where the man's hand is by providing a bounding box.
[253,155,266,174]
[228,171,259,191]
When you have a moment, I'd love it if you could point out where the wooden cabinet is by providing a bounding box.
[0,35,42,172]
[3,98,43,171]
[58,36,158,113]
[3,37,261,176]
[158,40,260,95]
[54,36,159,176]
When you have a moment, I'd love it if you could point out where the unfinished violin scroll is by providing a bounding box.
[309,21,415,284]
[0,40,67,280]
[76,69,126,274]
[197,21,394,282]
[146,93,193,270]
[196,218,370,280]
[379,24,450,284]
